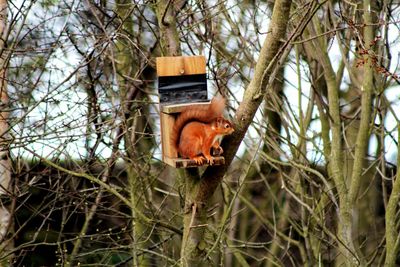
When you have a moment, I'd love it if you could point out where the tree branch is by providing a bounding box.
[199,0,293,201]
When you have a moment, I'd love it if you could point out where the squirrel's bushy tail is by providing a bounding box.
[171,96,226,150]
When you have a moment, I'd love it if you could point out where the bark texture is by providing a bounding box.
[180,0,293,265]
[0,1,11,266]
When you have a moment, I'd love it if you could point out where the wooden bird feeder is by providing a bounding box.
[156,55,225,168]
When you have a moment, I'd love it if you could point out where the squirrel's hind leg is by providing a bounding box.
[179,136,204,165]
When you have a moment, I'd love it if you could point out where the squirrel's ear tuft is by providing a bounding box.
[216,117,223,124]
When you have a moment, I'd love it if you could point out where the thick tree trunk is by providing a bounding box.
[0,1,11,266]
[384,128,400,266]
[180,0,293,265]
[116,1,156,266]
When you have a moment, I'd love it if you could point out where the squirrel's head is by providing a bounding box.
[214,117,234,135]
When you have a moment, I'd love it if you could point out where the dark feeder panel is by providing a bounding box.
[156,56,225,168]
[158,74,208,104]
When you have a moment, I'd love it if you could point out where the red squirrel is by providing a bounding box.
[171,96,234,165]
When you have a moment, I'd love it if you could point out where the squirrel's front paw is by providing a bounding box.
[205,156,215,165]
[212,146,223,156]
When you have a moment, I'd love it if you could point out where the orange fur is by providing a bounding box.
[171,96,234,165]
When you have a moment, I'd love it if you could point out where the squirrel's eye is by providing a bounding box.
[225,124,230,128]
